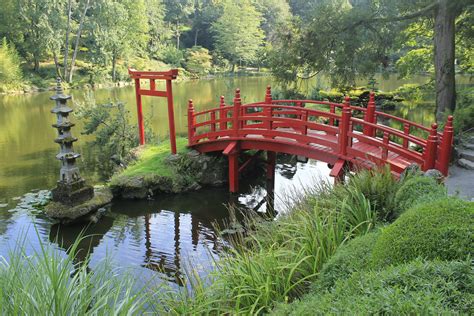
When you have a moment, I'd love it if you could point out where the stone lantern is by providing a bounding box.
[50,77,94,205]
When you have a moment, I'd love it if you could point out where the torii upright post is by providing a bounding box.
[128,69,179,154]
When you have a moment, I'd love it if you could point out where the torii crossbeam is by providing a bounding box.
[129,68,179,154]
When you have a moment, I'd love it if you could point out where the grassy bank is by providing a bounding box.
[1,167,472,313]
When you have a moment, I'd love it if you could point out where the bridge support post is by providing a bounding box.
[229,152,239,193]
[438,116,454,176]
[224,141,240,193]
[363,92,376,137]
[266,151,276,183]
[423,123,438,171]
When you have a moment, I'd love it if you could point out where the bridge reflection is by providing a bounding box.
[48,157,306,285]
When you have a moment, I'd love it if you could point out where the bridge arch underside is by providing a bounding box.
[191,136,414,180]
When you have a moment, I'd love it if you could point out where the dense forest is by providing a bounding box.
[0,0,472,116]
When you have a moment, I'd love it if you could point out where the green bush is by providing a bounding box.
[372,198,474,267]
[315,230,380,290]
[275,259,473,315]
[185,46,213,75]
[343,166,402,222]
[453,88,474,134]
[161,45,184,67]
[394,176,447,216]
[0,37,23,91]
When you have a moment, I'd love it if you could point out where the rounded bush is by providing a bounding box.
[275,259,473,315]
[394,176,446,216]
[316,230,380,290]
[371,198,474,267]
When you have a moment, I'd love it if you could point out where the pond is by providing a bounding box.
[0,73,467,288]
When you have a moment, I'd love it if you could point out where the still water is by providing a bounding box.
[0,74,459,287]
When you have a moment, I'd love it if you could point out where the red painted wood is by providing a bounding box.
[267,151,276,181]
[363,92,376,136]
[423,123,438,171]
[187,86,454,189]
[134,78,145,145]
[229,152,239,192]
[129,68,178,153]
[437,116,454,176]
[166,79,177,154]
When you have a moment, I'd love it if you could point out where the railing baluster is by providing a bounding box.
[301,110,308,135]
[219,96,227,130]
[233,89,241,137]
[403,123,410,148]
[438,116,454,176]
[382,132,389,160]
[423,123,438,171]
[363,92,376,137]
[210,111,216,140]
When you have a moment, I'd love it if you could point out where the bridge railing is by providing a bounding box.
[187,86,454,176]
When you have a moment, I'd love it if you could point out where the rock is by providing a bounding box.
[44,187,113,225]
[458,158,474,170]
[400,163,422,181]
[423,169,445,184]
[459,149,474,162]
[0,203,8,208]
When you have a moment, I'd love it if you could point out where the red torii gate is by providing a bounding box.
[128,68,179,154]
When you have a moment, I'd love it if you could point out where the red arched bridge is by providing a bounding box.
[187,87,454,192]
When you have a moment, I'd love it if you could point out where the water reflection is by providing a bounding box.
[39,157,330,286]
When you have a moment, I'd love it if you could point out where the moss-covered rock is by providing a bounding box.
[44,186,113,224]
[110,139,228,199]
[371,198,474,267]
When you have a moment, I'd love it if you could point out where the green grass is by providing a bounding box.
[0,232,148,315]
[111,137,188,181]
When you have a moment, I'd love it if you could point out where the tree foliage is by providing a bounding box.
[211,0,265,69]
[0,38,23,86]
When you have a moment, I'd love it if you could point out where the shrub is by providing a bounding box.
[315,230,380,290]
[185,46,212,75]
[371,198,474,267]
[342,166,402,222]
[161,45,184,67]
[275,259,473,315]
[394,176,447,216]
[0,37,23,90]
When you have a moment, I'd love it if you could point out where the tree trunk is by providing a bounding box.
[176,21,180,49]
[434,0,456,121]
[33,56,40,72]
[53,51,62,78]
[112,54,117,82]
[63,0,72,80]
[194,29,199,46]
[68,0,90,83]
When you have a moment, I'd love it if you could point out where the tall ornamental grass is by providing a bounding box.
[155,168,395,314]
[0,234,148,315]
